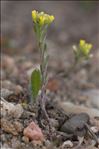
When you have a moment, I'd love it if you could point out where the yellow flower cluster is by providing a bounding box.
[73,39,93,61]
[79,40,92,56]
[32,10,54,26]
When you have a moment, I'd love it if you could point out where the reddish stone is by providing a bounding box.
[23,121,44,141]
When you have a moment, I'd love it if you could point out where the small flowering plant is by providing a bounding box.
[31,10,54,125]
[31,10,54,101]
[73,39,93,62]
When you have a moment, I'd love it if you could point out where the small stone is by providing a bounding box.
[91,126,99,133]
[60,113,90,137]
[1,88,13,99]
[61,140,73,148]
[1,118,23,136]
[1,99,15,117]
[1,99,23,118]
[60,101,99,117]
[23,121,44,141]
[1,118,18,135]
[2,55,15,70]
[1,80,22,94]
[22,136,29,143]
[12,104,23,118]
[2,55,18,77]
[1,80,13,90]
[14,121,23,132]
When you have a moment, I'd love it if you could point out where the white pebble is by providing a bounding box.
[91,126,99,133]
[62,140,73,148]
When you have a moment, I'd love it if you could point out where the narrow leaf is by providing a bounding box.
[31,68,41,101]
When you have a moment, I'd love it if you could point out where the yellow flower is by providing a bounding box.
[32,10,38,23]
[73,39,93,61]
[39,16,45,26]
[49,15,54,22]
[79,40,85,47]
[79,39,92,56]
[87,44,92,50]
[32,10,54,26]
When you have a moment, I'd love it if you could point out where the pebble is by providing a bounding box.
[1,119,23,137]
[2,55,15,70]
[1,118,18,135]
[91,126,99,133]
[60,113,89,137]
[14,121,23,132]
[1,88,13,99]
[1,80,23,94]
[1,99,23,118]
[2,55,18,77]
[23,121,44,141]
[60,101,99,117]
[1,99,15,117]
[22,136,29,143]
[10,104,23,118]
[61,140,73,148]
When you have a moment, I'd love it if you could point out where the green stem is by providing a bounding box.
[39,37,47,86]
[36,25,48,89]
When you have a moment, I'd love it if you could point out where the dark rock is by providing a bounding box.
[60,113,90,137]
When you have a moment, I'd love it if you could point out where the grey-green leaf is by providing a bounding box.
[31,68,41,101]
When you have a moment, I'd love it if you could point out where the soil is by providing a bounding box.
[1,1,99,149]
